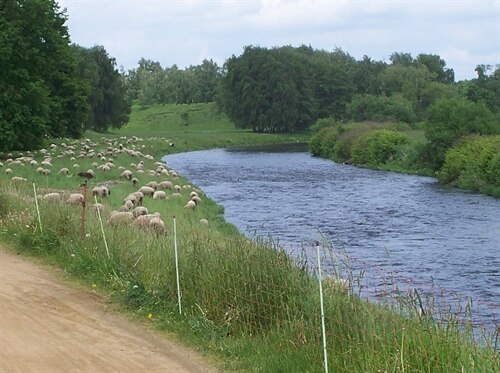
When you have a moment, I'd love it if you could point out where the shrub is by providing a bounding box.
[352,129,410,166]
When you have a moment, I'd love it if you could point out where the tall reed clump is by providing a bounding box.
[1,180,498,373]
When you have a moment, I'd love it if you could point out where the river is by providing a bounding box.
[164,144,499,334]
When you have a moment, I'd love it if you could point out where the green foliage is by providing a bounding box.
[346,94,415,123]
[0,0,88,151]
[72,45,132,132]
[352,129,410,166]
[439,135,500,197]
[425,98,500,169]
[466,65,500,113]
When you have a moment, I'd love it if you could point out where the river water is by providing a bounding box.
[164,144,499,333]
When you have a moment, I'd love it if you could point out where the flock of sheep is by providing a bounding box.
[1,136,210,236]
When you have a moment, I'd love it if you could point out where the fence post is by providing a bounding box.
[316,241,329,373]
[32,183,43,234]
[173,216,182,315]
[94,195,110,259]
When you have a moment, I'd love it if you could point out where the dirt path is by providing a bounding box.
[0,246,219,373]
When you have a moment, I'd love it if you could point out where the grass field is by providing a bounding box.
[0,103,498,372]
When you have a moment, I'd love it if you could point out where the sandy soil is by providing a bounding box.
[0,246,219,373]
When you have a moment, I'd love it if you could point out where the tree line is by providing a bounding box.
[0,0,131,152]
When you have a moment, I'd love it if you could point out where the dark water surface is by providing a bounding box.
[164,145,499,331]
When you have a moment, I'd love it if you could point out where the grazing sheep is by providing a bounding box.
[131,177,139,186]
[11,176,27,183]
[191,195,202,205]
[40,160,52,167]
[174,185,181,192]
[106,211,134,226]
[149,217,166,235]
[120,169,133,180]
[138,186,155,197]
[93,203,104,215]
[190,191,198,198]
[66,193,84,205]
[184,200,196,210]
[158,181,173,190]
[30,160,38,166]
[58,167,70,175]
[145,181,158,190]
[5,168,13,174]
[132,206,149,218]
[199,219,209,227]
[0,162,3,167]
[42,168,51,176]
[36,167,44,174]
[43,192,62,202]
[92,186,110,197]
[124,200,135,210]
[73,163,80,168]
[153,191,167,200]
[134,213,161,228]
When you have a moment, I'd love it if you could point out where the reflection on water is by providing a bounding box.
[165,146,500,331]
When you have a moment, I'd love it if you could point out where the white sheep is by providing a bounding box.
[42,168,51,176]
[66,193,84,205]
[174,184,182,192]
[106,211,134,226]
[138,186,155,197]
[146,181,158,190]
[149,217,166,235]
[43,192,62,202]
[184,200,196,210]
[131,177,139,186]
[153,191,167,200]
[5,168,13,174]
[191,195,202,205]
[134,213,161,228]
[200,219,209,227]
[92,186,110,197]
[120,169,133,180]
[158,181,173,190]
[132,206,149,218]
[11,176,27,183]
[93,203,104,215]
[58,167,70,175]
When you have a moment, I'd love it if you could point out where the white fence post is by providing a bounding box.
[94,196,110,259]
[32,183,43,234]
[316,242,329,373]
[173,216,182,315]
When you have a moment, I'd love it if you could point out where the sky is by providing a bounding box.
[58,0,500,81]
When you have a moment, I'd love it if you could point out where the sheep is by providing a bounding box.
[0,162,3,167]
[42,192,62,202]
[93,203,104,215]
[120,169,133,180]
[149,217,166,235]
[158,181,173,190]
[191,195,202,205]
[58,167,70,175]
[145,181,158,190]
[73,163,80,168]
[40,160,52,167]
[42,168,51,176]
[152,190,167,200]
[132,206,149,218]
[92,186,111,197]
[106,211,134,226]
[11,176,27,183]
[184,200,196,210]
[174,185,181,192]
[200,219,209,227]
[5,168,13,174]
[190,191,198,198]
[66,193,84,205]
[134,213,161,228]
[131,177,139,186]
[138,186,155,197]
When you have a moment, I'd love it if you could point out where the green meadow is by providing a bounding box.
[0,103,497,372]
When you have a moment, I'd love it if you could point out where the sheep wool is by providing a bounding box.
[11,176,28,183]
[106,211,134,226]
[152,191,167,200]
[42,192,62,202]
[66,193,84,205]
[138,186,155,197]
[184,200,196,210]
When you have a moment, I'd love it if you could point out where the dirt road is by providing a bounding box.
[0,246,219,373]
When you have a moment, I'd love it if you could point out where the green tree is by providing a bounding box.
[0,0,87,151]
[73,45,131,132]
[425,98,499,168]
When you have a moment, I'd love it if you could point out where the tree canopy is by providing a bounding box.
[0,0,88,151]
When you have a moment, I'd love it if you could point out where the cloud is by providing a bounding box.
[58,0,499,80]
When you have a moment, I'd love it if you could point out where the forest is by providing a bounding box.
[1,0,499,195]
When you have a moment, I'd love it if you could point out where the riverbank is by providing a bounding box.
[0,103,498,372]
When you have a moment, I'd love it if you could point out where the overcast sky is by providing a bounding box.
[58,0,499,81]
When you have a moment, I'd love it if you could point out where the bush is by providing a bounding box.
[352,129,410,166]
[346,94,415,124]
[439,135,500,196]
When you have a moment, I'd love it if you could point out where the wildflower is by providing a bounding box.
[148,313,153,320]
[91,283,97,288]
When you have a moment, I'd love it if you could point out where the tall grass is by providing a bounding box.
[0,104,498,372]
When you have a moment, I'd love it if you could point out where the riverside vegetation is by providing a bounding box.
[0,103,498,372]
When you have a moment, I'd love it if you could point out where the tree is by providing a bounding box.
[0,0,88,151]
[425,98,499,168]
[73,45,131,132]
